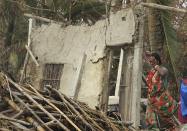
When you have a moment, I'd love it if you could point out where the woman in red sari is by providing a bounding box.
[144,52,176,130]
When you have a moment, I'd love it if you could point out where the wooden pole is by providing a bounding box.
[4,97,45,131]
[99,111,120,131]
[27,84,81,131]
[7,78,70,131]
[101,50,113,111]
[51,88,98,131]
[50,88,106,131]
[19,18,33,83]
[12,110,24,119]
[10,121,31,131]
[13,94,53,131]
[122,0,125,8]
[141,2,187,14]
[12,91,65,106]
[25,45,39,66]
[24,13,64,25]
[0,114,30,126]
[115,49,124,97]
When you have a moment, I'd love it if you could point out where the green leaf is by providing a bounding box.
[156,0,181,85]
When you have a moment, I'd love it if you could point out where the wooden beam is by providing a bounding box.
[141,2,187,14]
[119,52,134,122]
[24,13,64,25]
[115,49,124,97]
[107,46,123,102]
[19,18,33,83]
[25,45,39,66]
[101,50,113,111]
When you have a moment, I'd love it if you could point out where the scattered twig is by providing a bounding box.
[0,72,130,131]
[13,94,53,131]
[7,78,70,131]
[51,88,96,131]
[52,88,105,131]
[12,110,24,119]
[0,114,30,126]
[28,84,81,131]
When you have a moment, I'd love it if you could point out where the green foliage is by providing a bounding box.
[0,0,106,46]
[0,0,106,77]
[156,0,181,84]
[68,1,105,23]
[22,0,105,24]
[0,0,27,45]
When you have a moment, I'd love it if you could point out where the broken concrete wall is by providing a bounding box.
[119,5,145,127]
[28,8,135,108]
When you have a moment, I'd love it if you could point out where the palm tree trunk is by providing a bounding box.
[147,0,164,55]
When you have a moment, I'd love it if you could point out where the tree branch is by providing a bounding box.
[141,2,187,14]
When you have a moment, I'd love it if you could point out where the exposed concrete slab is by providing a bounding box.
[106,9,135,46]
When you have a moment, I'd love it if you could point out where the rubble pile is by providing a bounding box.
[0,72,133,131]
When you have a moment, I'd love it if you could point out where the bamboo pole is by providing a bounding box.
[44,120,56,126]
[51,88,96,131]
[35,111,61,117]
[12,91,65,106]
[19,18,33,83]
[99,111,120,131]
[26,117,45,131]
[50,88,105,131]
[60,89,121,131]
[0,128,10,131]
[10,121,31,131]
[24,13,64,25]
[7,78,70,131]
[12,110,24,119]
[0,109,14,114]
[25,45,39,66]
[0,114,30,126]
[28,84,81,131]
[141,2,187,14]
[115,49,124,97]
[13,94,53,131]
[4,97,45,131]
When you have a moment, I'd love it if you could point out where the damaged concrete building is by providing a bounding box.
[26,6,145,128]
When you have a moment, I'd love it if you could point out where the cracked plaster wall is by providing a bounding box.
[30,8,135,108]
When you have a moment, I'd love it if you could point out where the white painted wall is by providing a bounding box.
[30,9,135,108]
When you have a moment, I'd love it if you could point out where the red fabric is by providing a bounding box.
[178,104,187,124]
[146,69,175,126]
[183,78,187,85]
